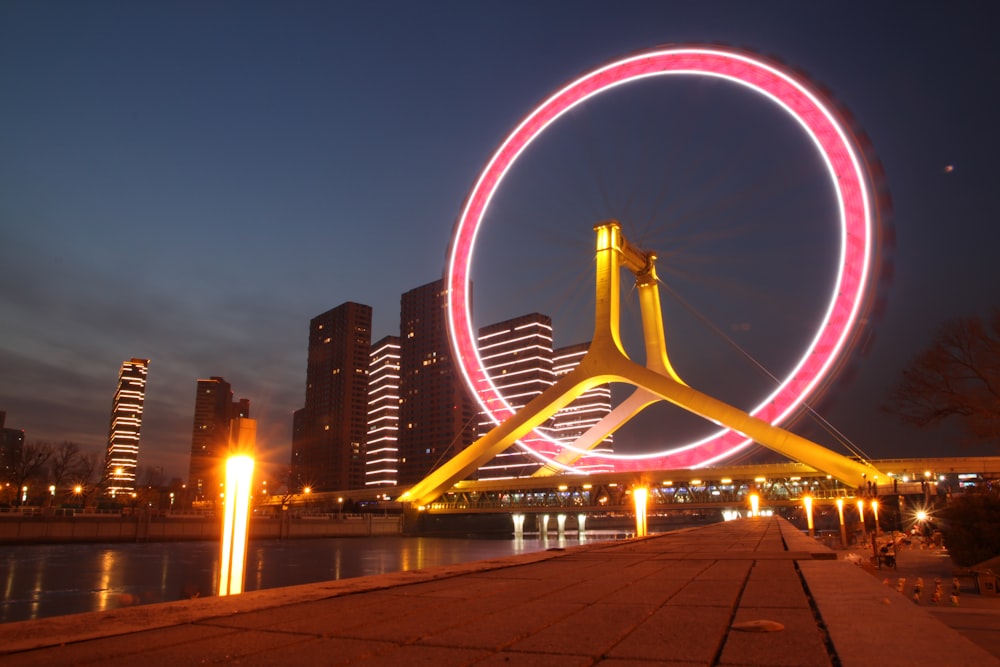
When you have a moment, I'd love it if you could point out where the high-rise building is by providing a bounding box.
[0,411,25,483]
[188,377,250,503]
[396,279,477,487]
[366,336,401,488]
[552,343,614,473]
[290,302,372,491]
[476,313,560,480]
[104,358,150,496]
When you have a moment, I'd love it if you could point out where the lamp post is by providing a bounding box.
[218,417,256,597]
[857,498,866,541]
[836,498,847,548]
[803,495,814,537]
[633,487,648,537]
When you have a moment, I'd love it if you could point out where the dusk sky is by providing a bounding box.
[2,1,998,483]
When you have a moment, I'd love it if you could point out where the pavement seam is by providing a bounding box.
[795,559,841,667]
[708,557,753,666]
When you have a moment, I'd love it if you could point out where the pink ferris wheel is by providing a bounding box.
[446,46,879,473]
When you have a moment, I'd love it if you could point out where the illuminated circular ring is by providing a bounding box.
[446,46,873,472]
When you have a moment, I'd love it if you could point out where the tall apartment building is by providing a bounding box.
[290,302,372,492]
[396,279,477,487]
[366,336,401,488]
[552,342,614,473]
[188,377,250,502]
[0,411,25,483]
[475,313,560,480]
[104,358,150,496]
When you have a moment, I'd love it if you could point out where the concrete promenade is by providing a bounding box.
[2,516,997,666]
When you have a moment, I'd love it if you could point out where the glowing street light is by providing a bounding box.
[633,487,648,537]
[219,455,254,596]
[871,499,880,535]
[219,417,256,597]
[749,493,760,518]
[857,498,865,526]
[836,498,847,547]
[803,495,814,537]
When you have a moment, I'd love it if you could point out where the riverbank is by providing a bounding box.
[0,512,402,544]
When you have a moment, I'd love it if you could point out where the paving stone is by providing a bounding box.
[606,603,732,663]
[508,600,658,657]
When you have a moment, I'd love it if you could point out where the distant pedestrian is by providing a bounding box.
[931,578,942,604]
[896,577,906,594]
[951,577,961,606]
[912,577,923,603]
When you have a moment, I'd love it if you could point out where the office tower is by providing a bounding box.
[188,377,250,503]
[104,358,150,496]
[366,336,400,488]
[290,302,372,491]
[0,411,25,483]
[552,343,614,473]
[476,313,560,480]
[396,279,478,486]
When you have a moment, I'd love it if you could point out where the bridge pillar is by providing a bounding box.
[512,513,525,539]
[557,514,567,538]
[577,513,587,537]
[540,514,550,537]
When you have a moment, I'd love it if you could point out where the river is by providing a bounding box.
[0,532,623,624]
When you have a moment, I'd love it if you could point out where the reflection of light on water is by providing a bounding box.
[252,546,265,592]
[97,550,116,612]
[28,558,43,620]
[159,548,170,597]
[3,557,17,615]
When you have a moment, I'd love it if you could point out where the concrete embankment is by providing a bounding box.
[0,513,402,543]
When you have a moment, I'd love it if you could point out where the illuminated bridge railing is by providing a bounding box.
[426,477,849,514]
[265,457,1000,514]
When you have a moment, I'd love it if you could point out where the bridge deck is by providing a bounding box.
[2,517,997,666]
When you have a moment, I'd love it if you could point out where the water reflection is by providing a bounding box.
[0,533,620,624]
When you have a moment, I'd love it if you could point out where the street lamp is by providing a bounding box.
[803,495,814,537]
[836,498,847,548]
[633,487,648,537]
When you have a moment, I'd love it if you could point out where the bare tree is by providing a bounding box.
[10,441,54,505]
[76,450,100,486]
[885,309,1000,448]
[48,441,81,488]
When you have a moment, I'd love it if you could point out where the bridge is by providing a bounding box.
[268,456,1000,518]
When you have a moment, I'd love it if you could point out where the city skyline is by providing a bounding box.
[2,3,999,481]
